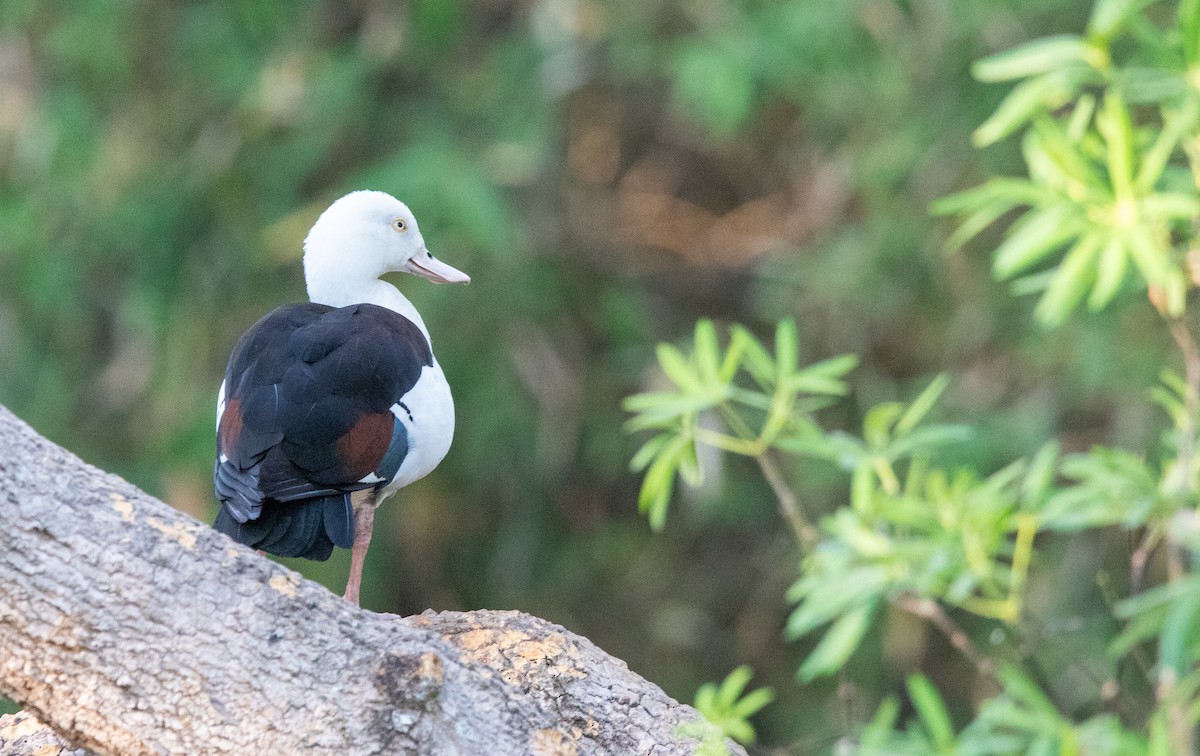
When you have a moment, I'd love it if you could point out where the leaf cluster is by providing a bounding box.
[624,319,855,530]
[689,665,775,748]
[933,0,1200,325]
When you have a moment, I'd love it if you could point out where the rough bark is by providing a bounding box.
[0,405,736,755]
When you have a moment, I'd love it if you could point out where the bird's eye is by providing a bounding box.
[392,218,407,232]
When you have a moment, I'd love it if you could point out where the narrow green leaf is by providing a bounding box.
[1066,94,1096,142]
[1087,236,1128,311]
[1160,368,1189,398]
[1110,607,1169,660]
[863,402,904,448]
[678,437,702,486]
[886,424,973,459]
[774,430,863,463]
[1022,441,1060,509]
[803,353,859,379]
[944,202,1014,254]
[1159,586,1200,676]
[730,687,774,719]
[694,683,717,715]
[1098,91,1134,197]
[1183,0,1200,63]
[728,387,773,411]
[852,461,876,512]
[859,698,901,752]
[720,329,748,383]
[623,390,685,412]
[906,674,955,749]
[972,35,1095,82]
[930,178,1046,216]
[1124,224,1172,285]
[657,343,702,393]
[798,602,877,681]
[694,319,721,389]
[623,392,709,427]
[717,666,751,708]
[630,433,671,472]
[1088,0,1136,38]
[1135,103,1198,192]
[642,481,670,531]
[896,375,949,434]
[973,73,1075,147]
[1028,116,1106,191]
[787,564,890,637]
[775,319,798,379]
[623,395,709,432]
[639,435,688,529]
[787,374,851,396]
[1142,192,1200,221]
[1009,269,1058,297]
[992,205,1084,279]
[998,666,1059,715]
[1034,230,1103,326]
[732,326,776,389]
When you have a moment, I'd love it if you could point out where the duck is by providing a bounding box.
[212,190,469,605]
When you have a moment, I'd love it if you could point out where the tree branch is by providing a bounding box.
[754,450,818,550]
[893,594,997,686]
[0,405,735,755]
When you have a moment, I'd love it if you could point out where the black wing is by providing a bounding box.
[213,302,432,559]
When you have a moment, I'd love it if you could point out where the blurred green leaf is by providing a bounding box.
[896,375,950,435]
[1098,90,1135,197]
[973,35,1100,82]
[694,319,721,389]
[1088,236,1129,310]
[1033,230,1102,325]
[657,343,702,394]
[692,666,774,746]
[992,205,1086,279]
[906,674,956,749]
[973,72,1079,147]
[798,601,878,681]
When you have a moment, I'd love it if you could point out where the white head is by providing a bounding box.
[303,190,469,307]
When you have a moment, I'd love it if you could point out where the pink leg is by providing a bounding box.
[343,495,376,605]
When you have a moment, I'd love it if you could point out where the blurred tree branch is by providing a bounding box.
[0,405,730,756]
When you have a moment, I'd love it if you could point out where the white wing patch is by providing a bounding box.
[215,379,227,433]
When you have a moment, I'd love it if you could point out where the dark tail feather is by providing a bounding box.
[212,492,353,561]
[323,494,355,548]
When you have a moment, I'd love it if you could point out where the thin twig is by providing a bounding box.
[894,593,999,686]
[1129,527,1162,595]
[755,450,819,550]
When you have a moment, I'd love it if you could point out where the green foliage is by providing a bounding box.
[690,665,775,747]
[624,319,856,530]
[934,0,1200,325]
[621,0,1200,752]
[787,388,1037,681]
[860,669,1163,755]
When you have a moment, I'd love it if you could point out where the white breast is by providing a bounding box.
[381,359,455,496]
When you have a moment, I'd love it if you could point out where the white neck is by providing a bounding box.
[306,272,433,346]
